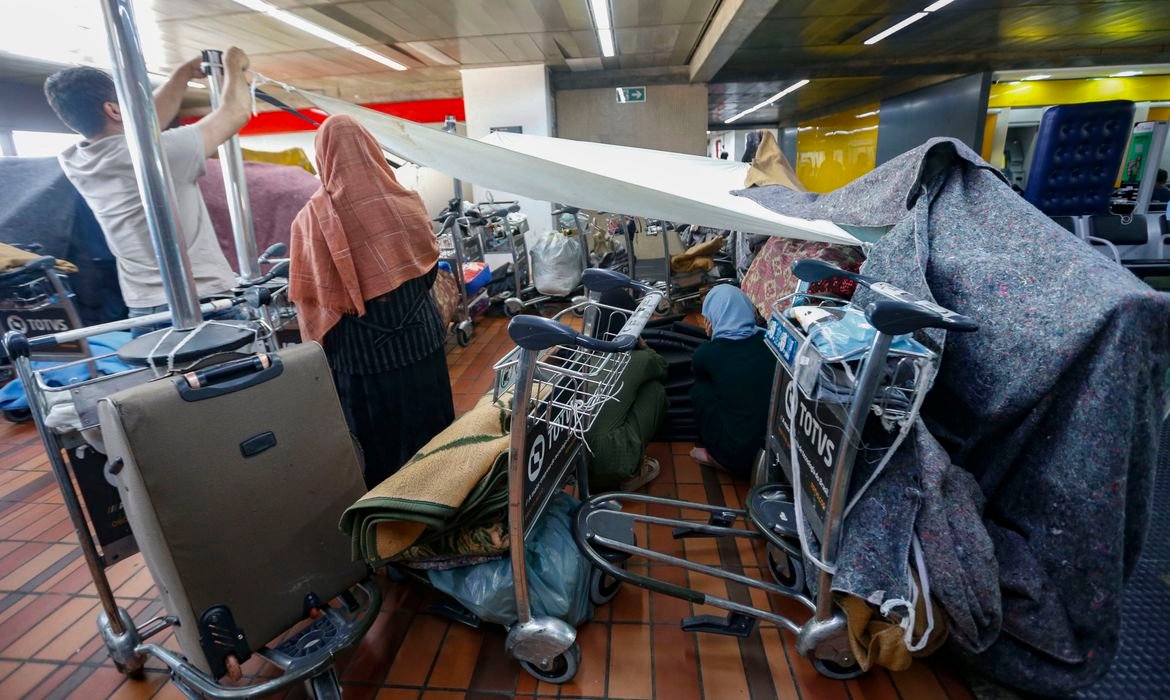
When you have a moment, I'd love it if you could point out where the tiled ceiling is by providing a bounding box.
[3,0,1169,128]
[0,0,719,104]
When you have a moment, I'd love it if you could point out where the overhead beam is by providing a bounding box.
[688,0,779,84]
[550,66,690,91]
[713,44,1170,82]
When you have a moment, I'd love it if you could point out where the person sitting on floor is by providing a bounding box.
[290,115,454,489]
[583,288,668,491]
[689,284,776,477]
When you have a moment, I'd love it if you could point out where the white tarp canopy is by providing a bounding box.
[294,90,859,245]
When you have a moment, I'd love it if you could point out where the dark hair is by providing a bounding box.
[1158,168,1168,185]
[44,67,117,138]
[742,130,763,163]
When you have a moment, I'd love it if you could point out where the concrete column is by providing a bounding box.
[459,64,555,239]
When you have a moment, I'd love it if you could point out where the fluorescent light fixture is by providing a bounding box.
[1021,74,1051,81]
[862,0,957,46]
[1110,70,1143,77]
[187,81,206,89]
[589,0,616,57]
[725,79,809,124]
[855,109,880,118]
[864,12,928,45]
[590,0,612,29]
[598,30,616,57]
[228,0,407,70]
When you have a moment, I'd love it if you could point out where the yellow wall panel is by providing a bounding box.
[795,103,879,194]
[989,75,1170,108]
[981,113,997,162]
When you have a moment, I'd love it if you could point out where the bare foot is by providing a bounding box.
[689,446,729,471]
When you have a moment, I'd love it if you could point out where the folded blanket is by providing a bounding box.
[340,402,510,566]
[0,242,77,274]
[670,236,725,273]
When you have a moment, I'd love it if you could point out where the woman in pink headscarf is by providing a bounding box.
[290,115,453,487]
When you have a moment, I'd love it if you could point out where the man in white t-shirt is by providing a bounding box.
[46,48,253,332]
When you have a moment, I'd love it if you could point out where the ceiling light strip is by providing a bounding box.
[589,0,616,58]
[724,79,809,124]
[229,0,407,70]
[864,12,928,45]
[863,0,959,46]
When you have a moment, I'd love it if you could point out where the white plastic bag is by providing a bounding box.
[531,230,583,297]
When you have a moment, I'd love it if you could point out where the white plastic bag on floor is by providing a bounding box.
[531,230,583,296]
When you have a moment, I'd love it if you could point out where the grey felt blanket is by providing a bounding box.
[735,139,1170,695]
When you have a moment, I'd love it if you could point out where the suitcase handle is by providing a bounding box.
[175,353,284,402]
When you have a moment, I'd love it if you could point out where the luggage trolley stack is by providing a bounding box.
[0,278,381,699]
[501,206,591,318]
[488,268,662,682]
[436,199,491,346]
[0,251,93,406]
[574,260,976,679]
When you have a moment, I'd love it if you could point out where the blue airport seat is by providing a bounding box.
[1023,100,1134,217]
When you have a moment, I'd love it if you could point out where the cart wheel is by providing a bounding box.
[766,544,805,595]
[113,659,146,681]
[519,643,580,684]
[589,566,622,606]
[456,327,472,347]
[504,298,523,317]
[2,409,31,424]
[811,656,864,680]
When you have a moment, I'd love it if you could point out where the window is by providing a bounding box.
[11,130,80,157]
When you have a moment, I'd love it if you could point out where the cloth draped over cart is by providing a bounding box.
[339,401,510,569]
[267,85,858,246]
[197,158,320,275]
[734,138,1170,695]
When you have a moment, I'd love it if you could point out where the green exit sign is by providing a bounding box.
[616,86,646,103]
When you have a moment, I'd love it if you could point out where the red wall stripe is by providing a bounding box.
[180,97,465,134]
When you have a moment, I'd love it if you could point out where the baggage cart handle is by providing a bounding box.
[0,255,57,283]
[581,268,655,295]
[508,290,660,353]
[791,259,977,334]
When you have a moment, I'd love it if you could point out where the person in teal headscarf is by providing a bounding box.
[689,284,777,475]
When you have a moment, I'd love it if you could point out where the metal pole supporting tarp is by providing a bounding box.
[100,0,202,329]
[201,49,261,282]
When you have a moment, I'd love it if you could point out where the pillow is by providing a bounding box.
[740,237,865,317]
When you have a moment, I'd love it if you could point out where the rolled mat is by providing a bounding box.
[340,402,510,566]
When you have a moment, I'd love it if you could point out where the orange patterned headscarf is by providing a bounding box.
[290,115,439,343]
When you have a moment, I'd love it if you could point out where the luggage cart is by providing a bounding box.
[436,199,490,347]
[487,268,662,682]
[574,260,977,679]
[0,250,94,415]
[0,279,378,698]
[502,205,591,318]
[622,218,732,313]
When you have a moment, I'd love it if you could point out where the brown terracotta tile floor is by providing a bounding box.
[0,315,973,699]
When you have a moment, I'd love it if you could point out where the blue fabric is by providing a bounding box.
[701,285,760,340]
[0,332,134,410]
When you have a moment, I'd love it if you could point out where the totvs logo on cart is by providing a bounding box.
[4,314,69,334]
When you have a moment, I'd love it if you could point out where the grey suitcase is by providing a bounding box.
[99,342,369,679]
